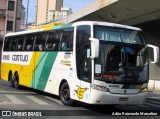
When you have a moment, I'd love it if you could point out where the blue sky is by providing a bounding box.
[22,0,95,23]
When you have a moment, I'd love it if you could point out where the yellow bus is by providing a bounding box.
[1,21,159,106]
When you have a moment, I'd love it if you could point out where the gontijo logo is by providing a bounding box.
[3,55,28,62]
[2,52,33,65]
[12,55,28,62]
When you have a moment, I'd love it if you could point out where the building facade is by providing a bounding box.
[36,0,63,25]
[21,5,26,25]
[0,0,22,57]
[49,7,72,21]
[20,5,26,29]
[20,5,27,30]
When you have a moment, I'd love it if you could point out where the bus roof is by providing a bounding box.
[5,22,72,37]
[72,21,141,31]
[5,21,141,37]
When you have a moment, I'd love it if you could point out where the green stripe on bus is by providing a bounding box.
[52,25,62,30]
[30,52,48,88]
[61,23,72,28]
[52,23,72,30]
[36,52,58,91]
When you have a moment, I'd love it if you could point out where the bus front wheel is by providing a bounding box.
[60,82,74,106]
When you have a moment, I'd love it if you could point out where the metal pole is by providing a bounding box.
[26,0,29,28]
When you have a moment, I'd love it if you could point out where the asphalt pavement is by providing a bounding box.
[0,79,160,119]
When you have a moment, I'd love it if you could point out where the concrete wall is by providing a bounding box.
[0,0,7,35]
[0,18,6,32]
[55,0,63,11]
[36,0,48,24]
[16,0,22,32]
[0,0,7,9]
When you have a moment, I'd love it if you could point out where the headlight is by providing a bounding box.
[139,87,148,93]
[92,84,109,92]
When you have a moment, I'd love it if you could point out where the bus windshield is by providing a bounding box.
[94,25,145,45]
[94,43,149,84]
[94,26,148,84]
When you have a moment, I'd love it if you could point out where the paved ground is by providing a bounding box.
[0,79,160,119]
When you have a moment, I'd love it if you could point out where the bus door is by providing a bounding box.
[75,25,92,103]
[79,44,91,103]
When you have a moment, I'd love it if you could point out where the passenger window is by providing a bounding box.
[16,36,25,51]
[24,35,35,51]
[34,32,47,51]
[9,37,17,51]
[45,30,60,51]
[59,28,73,51]
[3,37,10,51]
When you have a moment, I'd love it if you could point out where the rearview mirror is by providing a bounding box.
[146,44,159,64]
[89,37,99,59]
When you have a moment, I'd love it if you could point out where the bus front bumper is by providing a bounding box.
[89,89,148,105]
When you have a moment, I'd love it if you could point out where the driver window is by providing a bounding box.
[82,46,91,82]
[76,25,91,82]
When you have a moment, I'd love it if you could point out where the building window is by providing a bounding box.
[8,1,15,11]
[7,21,13,31]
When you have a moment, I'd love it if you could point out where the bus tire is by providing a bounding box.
[60,82,74,106]
[13,73,20,89]
[9,73,14,88]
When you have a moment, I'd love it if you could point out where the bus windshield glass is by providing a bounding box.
[94,26,148,84]
[94,43,149,84]
[94,25,145,45]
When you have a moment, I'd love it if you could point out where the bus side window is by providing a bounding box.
[35,32,47,51]
[10,37,17,51]
[24,35,35,51]
[59,27,73,51]
[16,36,25,51]
[45,30,60,51]
[3,37,10,51]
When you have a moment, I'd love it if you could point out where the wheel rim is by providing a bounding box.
[14,75,19,88]
[9,75,13,86]
[15,80,18,87]
[62,87,70,102]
